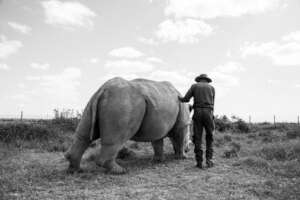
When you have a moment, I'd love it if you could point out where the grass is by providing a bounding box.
[256,140,300,161]
[213,124,300,199]
[0,119,299,199]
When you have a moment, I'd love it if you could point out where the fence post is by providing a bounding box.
[248,115,251,124]
[298,115,299,126]
[273,115,276,127]
[20,111,23,121]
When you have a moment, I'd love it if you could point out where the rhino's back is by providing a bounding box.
[130,79,180,141]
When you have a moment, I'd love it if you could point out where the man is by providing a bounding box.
[178,74,215,169]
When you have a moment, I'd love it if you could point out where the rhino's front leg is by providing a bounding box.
[152,138,165,162]
[169,136,187,160]
[65,135,90,173]
[175,145,188,160]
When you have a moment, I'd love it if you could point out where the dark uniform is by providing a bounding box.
[179,74,215,168]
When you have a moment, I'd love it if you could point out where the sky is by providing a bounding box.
[0,0,300,122]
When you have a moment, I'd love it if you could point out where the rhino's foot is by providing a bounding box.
[152,155,165,163]
[95,159,104,167]
[104,160,127,174]
[66,166,83,174]
[117,147,137,160]
[64,151,72,162]
[65,153,83,174]
[174,153,188,160]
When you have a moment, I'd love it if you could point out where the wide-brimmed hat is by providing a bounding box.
[195,74,212,83]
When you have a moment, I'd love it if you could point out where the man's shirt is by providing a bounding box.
[180,82,215,109]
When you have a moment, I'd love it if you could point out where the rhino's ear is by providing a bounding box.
[188,104,193,112]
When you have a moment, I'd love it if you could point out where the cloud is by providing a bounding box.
[26,76,42,81]
[108,47,144,58]
[30,62,50,70]
[104,59,155,79]
[18,83,26,89]
[103,47,191,94]
[11,93,31,102]
[0,63,10,70]
[41,0,96,29]
[155,19,213,44]
[241,31,300,66]
[103,50,243,97]
[267,79,282,85]
[25,67,81,109]
[103,58,191,94]
[210,71,239,87]
[282,31,300,41]
[210,62,245,97]
[142,0,282,45]
[165,0,284,19]
[138,37,159,45]
[146,69,192,94]
[89,57,99,64]
[212,61,245,74]
[7,22,32,34]
[146,57,164,64]
[0,35,23,59]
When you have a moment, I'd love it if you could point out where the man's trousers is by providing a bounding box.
[192,107,214,164]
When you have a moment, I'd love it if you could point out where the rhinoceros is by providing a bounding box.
[65,77,191,174]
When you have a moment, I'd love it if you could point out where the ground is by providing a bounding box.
[0,122,299,200]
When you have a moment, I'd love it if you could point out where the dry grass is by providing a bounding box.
[0,121,299,199]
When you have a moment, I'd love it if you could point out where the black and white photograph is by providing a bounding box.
[0,0,300,199]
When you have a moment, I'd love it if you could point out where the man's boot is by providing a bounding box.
[206,160,214,168]
[196,162,203,169]
[195,149,203,169]
[206,148,214,168]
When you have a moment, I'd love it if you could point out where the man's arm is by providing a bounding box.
[212,87,215,105]
[212,86,215,112]
[178,85,194,102]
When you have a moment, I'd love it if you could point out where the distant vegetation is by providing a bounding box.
[215,115,250,133]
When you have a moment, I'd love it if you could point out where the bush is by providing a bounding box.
[223,142,241,158]
[223,148,238,158]
[214,115,232,132]
[286,129,300,139]
[224,135,232,142]
[233,119,250,133]
[258,130,272,137]
[0,122,56,143]
[260,145,287,161]
[214,115,250,133]
[214,133,232,147]
[51,118,79,132]
[274,160,300,178]
[230,141,241,151]
[247,132,257,139]
[0,121,73,152]
[238,156,271,171]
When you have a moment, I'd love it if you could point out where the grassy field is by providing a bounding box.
[0,119,299,200]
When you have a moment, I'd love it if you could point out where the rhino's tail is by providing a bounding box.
[75,84,106,142]
[88,85,106,141]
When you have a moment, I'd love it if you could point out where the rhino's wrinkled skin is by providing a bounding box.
[65,77,191,174]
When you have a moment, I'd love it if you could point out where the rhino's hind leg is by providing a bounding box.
[97,143,127,174]
[152,138,165,162]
